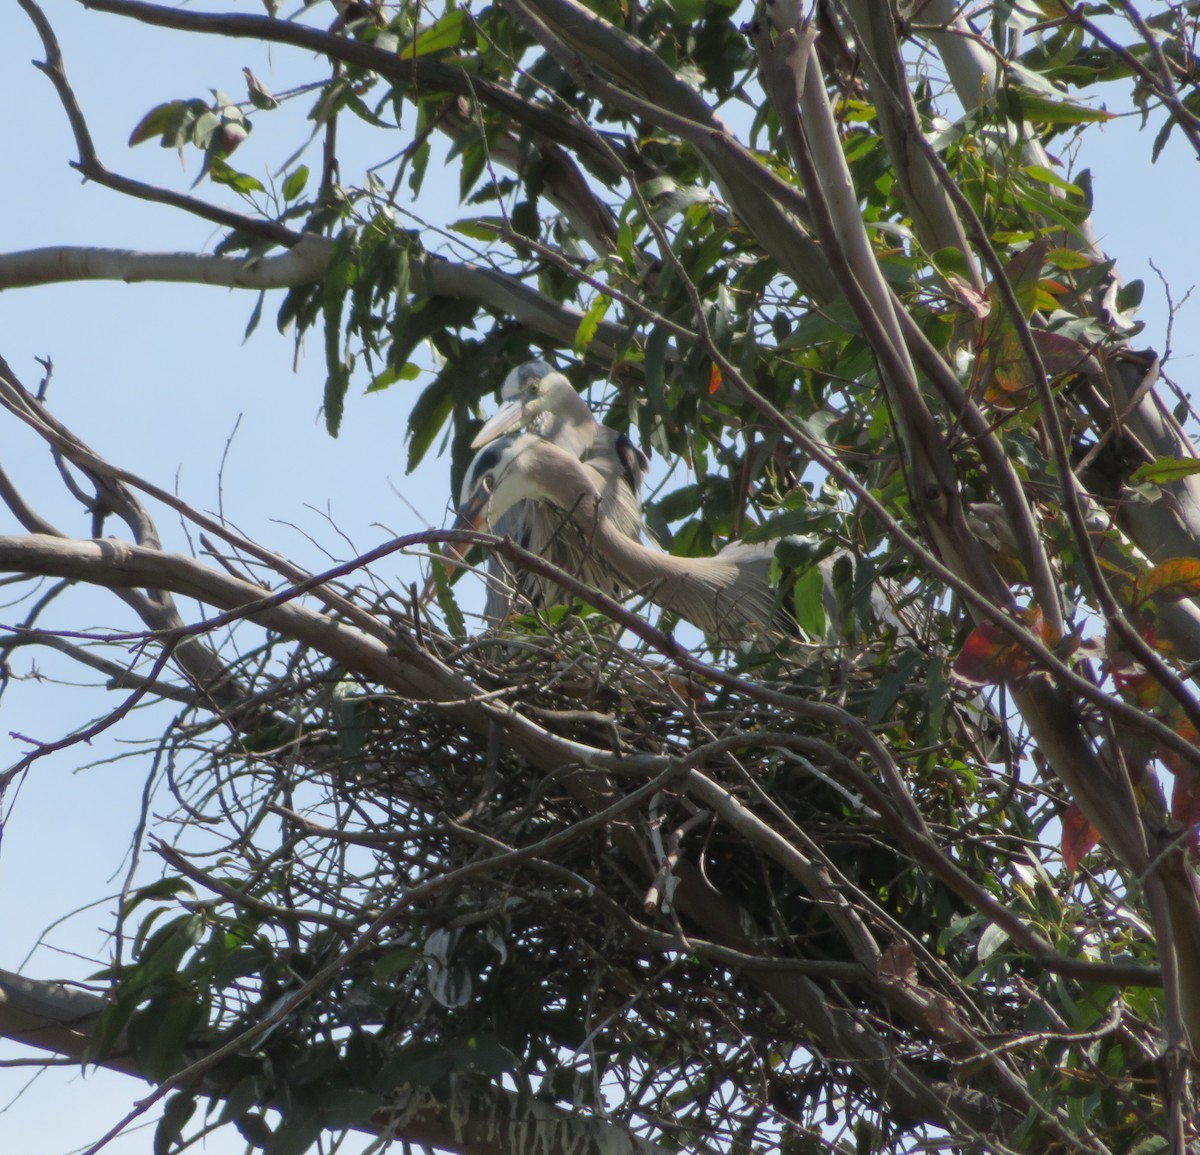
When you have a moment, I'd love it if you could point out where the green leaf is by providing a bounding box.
[665,0,706,20]
[218,1077,263,1125]
[375,1041,458,1091]
[390,298,479,386]
[243,291,265,342]
[434,566,466,640]
[1130,456,1200,485]
[364,365,401,394]
[235,1113,272,1148]
[977,922,1010,961]
[126,877,199,908]
[788,562,827,640]
[192,109,220,150]
[373,947,421,978]
[931,246,972,278]
[281,165,309,200]
[1152,117,1175,163]
[573,293,611,356]
[1002,90,1114,125]
[1046,247,1093,271]
[1117,279,1144,311]
[243,68,278,110]
[1021,164,1083,195]
[129,99,202,147]
[324,363,351,438]
[154,1092,197,1155]
[868,650,924,725]
[742,509,833,543]
[318,1088,382,1129]
[321,229,360,436]
[208,157,266,194]
[128,992,206,1080]
[398,10,466,59]
[405,376,455,473]
[263,1106,321,1155]
[449,217,505,242]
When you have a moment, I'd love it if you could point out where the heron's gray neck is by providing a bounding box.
[533,407,595,460]
[538,460,719,592]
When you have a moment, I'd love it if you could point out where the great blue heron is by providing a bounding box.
[469,360,649,621]
[434,436,1007,761]
[473,360,648,541]
[451,433,795,645]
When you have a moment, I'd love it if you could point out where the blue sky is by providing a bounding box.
[1,4,1197,1152]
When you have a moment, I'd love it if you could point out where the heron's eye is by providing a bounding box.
[527,380,540,395]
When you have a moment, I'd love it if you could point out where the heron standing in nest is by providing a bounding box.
[448,433,795,646]
[469,360,649,621]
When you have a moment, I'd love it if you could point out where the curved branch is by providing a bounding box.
[77,0,624,185]
[0,245,631,369]
[0,968,669,1155]
[23,0,295,248]
[0,236,333,291]
[0,527,1023,1132]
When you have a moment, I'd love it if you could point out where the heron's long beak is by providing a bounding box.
[470,399,526,448]
[419,495,490,605]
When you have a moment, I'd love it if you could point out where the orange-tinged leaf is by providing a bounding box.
[978,242,1056,406]
[953,621,1013,684]
[1170,768,1200,844]
[1034,287,1061,313]
[1157,706,1200,780]
[1061,802,1099,873]
[1110,665,1160,712]
[985,328,1034,400]
[1142,557,1200,603]
[709,364,722,394]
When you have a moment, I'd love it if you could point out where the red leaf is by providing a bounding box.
[952,607,1047,686]
[708,364,722,394]
[1031,329,1100,378]
[1062,802,1099,873]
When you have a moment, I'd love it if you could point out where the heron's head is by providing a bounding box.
[471,361,575,448]
[456,434,553,530]
[421,436,540,603]
[422,434,602,605]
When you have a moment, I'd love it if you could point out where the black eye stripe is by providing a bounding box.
[471,445,503,479]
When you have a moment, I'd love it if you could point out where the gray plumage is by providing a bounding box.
[458,433,791,645]
[470,361,648,622]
